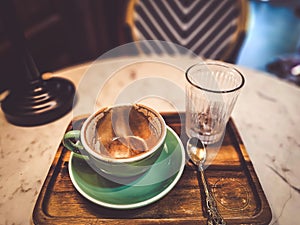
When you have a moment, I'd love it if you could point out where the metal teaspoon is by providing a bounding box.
[186,137,226,225]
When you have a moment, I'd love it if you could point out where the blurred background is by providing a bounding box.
[0,0,300,93]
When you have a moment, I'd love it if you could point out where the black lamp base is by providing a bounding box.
[2,77,76,126]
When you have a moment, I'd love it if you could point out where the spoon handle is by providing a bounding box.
[199,167,226,225]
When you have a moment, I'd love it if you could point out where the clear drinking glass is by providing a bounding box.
[185,62,245,144]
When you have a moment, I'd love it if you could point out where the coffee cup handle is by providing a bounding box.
[63,130,86,155]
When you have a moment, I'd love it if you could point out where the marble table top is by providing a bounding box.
[0,56,299,224]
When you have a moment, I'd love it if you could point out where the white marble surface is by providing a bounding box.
[0,56,299,224]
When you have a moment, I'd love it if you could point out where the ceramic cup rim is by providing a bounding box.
[80,104,167,163]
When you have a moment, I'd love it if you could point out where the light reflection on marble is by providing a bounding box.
[0,56,299,224]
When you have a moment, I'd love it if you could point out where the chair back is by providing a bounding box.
[125,0,248,63]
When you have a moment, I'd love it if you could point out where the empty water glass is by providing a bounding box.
[185,62,245,144]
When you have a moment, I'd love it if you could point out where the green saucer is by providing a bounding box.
[68,126,185,209]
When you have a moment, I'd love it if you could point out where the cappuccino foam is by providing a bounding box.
[94,105,161,159]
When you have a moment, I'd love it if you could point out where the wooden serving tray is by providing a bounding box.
[33,113,272,224]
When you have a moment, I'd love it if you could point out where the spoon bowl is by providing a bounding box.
[186,137,206,169]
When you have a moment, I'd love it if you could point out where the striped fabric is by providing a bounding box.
[127,0,246,62]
